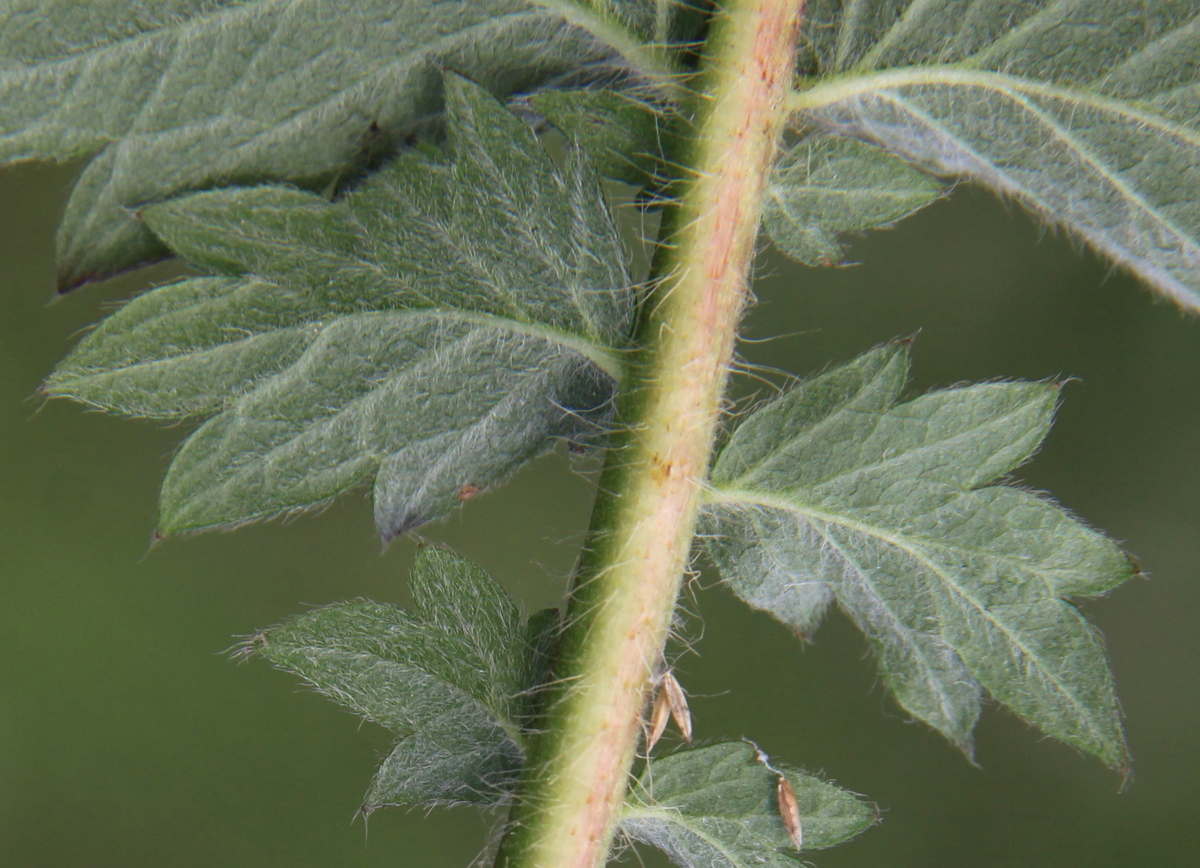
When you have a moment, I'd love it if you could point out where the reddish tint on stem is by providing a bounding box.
[493,3,805,867]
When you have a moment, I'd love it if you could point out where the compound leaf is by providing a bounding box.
[621,741,876,868]
[702,342,1134,767]
[250,546,535,809]
[0,0,686,290]
[764,134,946,266]
[794,1,1200,308]
[45,76,633,538]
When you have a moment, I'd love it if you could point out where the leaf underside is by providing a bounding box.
[0,0,692,290]
[45,76,634,538]
[621,741,877,868]
[252,546,536,810]
[702,342,1134,767]
[530,87,677,189]
[794,0,1200,308]
[764,133,946,266]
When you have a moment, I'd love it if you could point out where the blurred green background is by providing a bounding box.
[2,159,1197,867]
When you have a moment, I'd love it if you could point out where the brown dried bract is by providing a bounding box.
[660,669,693,743]
[644,685,671,754]
[776,774,803,851]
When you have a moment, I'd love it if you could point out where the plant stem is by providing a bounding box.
[493,2,802,866]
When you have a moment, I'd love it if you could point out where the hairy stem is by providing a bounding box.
[493,2,803,867]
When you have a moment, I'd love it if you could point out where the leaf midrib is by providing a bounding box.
[60,303,624,390]
[714,489,1079,591]
[303,645,527,749]
[789,66,1200,150]
[158,187,629,357]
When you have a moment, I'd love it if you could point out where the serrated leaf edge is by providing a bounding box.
[702,487,1121,757]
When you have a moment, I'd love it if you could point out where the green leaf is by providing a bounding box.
[250,547,535,809]
[794,1,1200,308]
[701,343,1135,767]
[0,0,682,290]
[621,741,877,867]
[45,75,633,539]
[531,87,676,188]
[764,134,945,266]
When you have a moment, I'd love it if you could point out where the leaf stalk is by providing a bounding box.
[493,1,804,866]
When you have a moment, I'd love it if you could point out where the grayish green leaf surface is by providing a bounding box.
[531,87,674,188]
[0,0,677,289]
[252,547,533,809]
[702,343,1134,766]
[764,134,945,266]
[793,1,1200,308]
[45,77,633,538]
[621,741,876,868]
